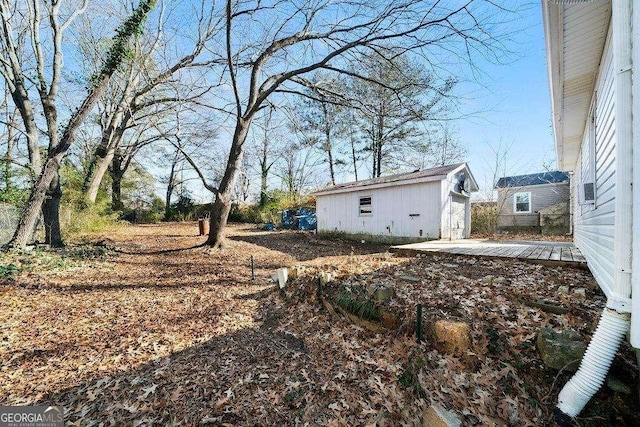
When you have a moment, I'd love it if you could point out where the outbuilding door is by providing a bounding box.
[448,195,467,240]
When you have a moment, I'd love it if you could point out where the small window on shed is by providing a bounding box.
[359,196,372,216]
[514,192,531,213]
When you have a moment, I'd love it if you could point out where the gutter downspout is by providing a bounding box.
[556,0,634,422]
[630,0,640,351]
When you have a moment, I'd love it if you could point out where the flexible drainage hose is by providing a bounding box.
[556,308,630,421]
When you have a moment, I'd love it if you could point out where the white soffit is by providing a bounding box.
[543,0,611,171]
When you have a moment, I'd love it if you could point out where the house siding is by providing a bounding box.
[316,181,442,239]
[572,27,616,298]
[496,183,570,228]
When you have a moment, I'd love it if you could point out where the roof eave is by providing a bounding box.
[313,174,447,196]
[542,1,567,170]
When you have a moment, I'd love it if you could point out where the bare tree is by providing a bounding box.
[249,106,284,206]
[80,2,222,205]
[6,0,157,249]
[204,0,511,247]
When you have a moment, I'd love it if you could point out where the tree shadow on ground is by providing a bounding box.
[229,229,390,262]
[33,305,346,425]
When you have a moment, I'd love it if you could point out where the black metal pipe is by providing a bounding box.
[416,304,423,342]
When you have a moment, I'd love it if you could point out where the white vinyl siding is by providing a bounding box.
[316,181,442,239]
[573,28,616,298]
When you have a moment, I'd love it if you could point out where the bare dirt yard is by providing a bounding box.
[1,222,637,426]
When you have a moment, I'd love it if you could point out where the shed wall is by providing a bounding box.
[496,183,570,228]
[572,27,616,298]
[316,181,442,239]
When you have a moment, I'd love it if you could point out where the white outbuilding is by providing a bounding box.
[313,163,478,241]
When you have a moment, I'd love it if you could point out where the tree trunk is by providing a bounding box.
[43,172,63,247]
[327,146,335,185]
[164,161,176,220]
[85,148,115,203]
[207,118,251,248]
[10,88,42,180]
[111,155,124,211]
[350,131,358,181]
[322,104,336,185]
[10,158,60,247]
[260,164,268,207]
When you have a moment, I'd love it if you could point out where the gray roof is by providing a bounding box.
[495,171,569,188]
[313,163,465,194]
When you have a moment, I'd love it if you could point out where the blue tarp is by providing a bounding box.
[281,208,317,230]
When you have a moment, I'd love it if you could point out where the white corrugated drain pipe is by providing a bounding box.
[555,309,630,424]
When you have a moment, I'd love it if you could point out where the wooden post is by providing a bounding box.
[250,255,255,281]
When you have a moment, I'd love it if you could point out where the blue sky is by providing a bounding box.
[457,3,556,200]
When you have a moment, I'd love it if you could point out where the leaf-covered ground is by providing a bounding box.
[0,222,637,426]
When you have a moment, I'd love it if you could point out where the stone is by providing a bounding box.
[288,266,299,280]
[319,272,333,285]
[433,320,472,357]
[573,288,586,298]
[558,286,570,294]
[607,376,632,394]
[422,405,461,427]
[367,283,394,302]
[277,268,288,289]
[493,276,506,284]
[536,327,586,371]
[481,275,494,284]
[380,310,401,329]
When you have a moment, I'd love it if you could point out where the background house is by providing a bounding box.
[314,163,478,242]
[495,171,570,234]
[543,0,639,421]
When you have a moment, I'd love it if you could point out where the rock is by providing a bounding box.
[536,327,586,371]
[373,286,394,302]
[319,272,333,285]
[422,405,461,427]
[380,310,401,329]
[277,268,288,289]
[399,275,421,282]
[481,275,494,284]
[573,288,586,298]
[493,276,506,284]
[607,376,632,394]
[520,298,569,315]
[558,286,570,294]
[288,266,299,280]
[433,320,471,357]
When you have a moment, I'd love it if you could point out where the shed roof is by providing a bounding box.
[495,171,569,189]
[313,163,475,196]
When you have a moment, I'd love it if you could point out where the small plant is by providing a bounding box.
[0,263,19,280]
[336,289,381,322]
[398,356,426,397]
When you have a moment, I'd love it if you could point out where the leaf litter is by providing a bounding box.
[0,222,637,426]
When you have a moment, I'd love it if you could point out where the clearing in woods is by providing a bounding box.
[0,222,637,425]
